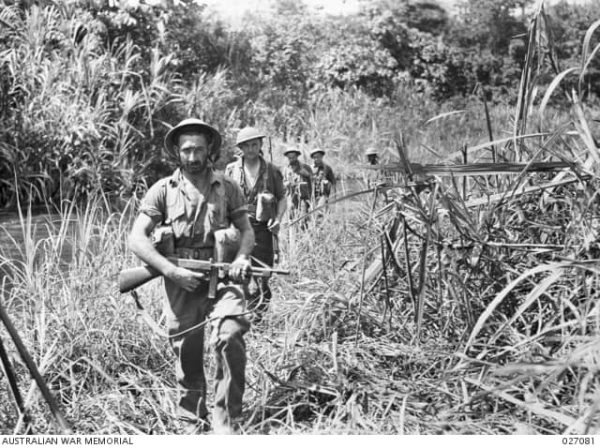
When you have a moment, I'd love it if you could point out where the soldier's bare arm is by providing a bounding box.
[229,213,255,281]
[268,168,287,233]
[268,196,287,233]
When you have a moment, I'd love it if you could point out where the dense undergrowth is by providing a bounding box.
[1,0,598,209]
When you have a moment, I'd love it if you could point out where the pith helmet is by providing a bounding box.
[165,118,222,160]
[365,147,379,156]
[310,148,325,157]
[236,127,266,146]
[283,147,301,156]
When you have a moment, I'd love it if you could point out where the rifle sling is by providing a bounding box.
[129,290,252,339]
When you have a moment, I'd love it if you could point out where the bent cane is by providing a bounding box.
[0,300,71,433]
[0,335,32,433]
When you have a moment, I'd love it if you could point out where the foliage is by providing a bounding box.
[0,1,237,207]
[544,0,600,97]
[315,17,400,98]
[448,0,530,55]
[160,3,252,82]
[0,0,599,207]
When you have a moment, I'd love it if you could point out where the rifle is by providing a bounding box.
[119,257,290,298]
[268,136,281,263]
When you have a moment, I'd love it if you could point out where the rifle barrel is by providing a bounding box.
[166,257,290,275]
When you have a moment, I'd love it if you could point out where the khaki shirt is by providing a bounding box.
[139,168,247,250]
[224,157,285,220]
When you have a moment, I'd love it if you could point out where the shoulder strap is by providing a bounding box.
[230,161,246,194]
[162,178,174,225]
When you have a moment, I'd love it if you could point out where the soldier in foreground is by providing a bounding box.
[225,127,286,320]
[310,148,336,207]
[127,118,254,435]
[282,147,313,223]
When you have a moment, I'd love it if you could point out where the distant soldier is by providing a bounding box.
[365,146,379,165]
[282,147,312,221]
[310,148,336,207]
[225,127,286,320]
[363,146,381,188]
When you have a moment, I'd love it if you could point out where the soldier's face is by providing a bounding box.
[312,153,323,166]
[368,154,378,165]
[178,132,209,174]
[286,153,299,164]
[238,138,262,160]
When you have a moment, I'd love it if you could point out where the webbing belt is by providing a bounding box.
[173,246,214,259]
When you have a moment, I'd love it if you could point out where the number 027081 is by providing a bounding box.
[562,438,595,445]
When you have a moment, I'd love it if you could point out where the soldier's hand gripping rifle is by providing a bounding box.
[119,258,290,299]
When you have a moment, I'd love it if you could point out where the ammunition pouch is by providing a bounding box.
[151,226,175,256]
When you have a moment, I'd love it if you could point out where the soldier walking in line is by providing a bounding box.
[282,147,313,224]
[128,118,254,435]
[225,127,286,321]
[363,146,382,189]
[310,148,336,208]
[365,146,379,166]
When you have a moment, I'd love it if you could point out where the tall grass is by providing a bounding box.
[0,2,238,207]
[1,1,572,208]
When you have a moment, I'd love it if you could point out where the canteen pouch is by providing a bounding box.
[256,191,275,223]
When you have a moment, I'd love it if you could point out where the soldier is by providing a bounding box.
[282,147,312,222]
[310,148,336,208]
[225,127,286,321]
[128,118,255,434]
[365,146,379,165]
[363,146,381,189]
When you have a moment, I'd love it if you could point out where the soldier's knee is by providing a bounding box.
[215,317,248,348]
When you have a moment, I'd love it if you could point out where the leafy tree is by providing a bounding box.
[361,0,448,35]
[405,0,448,35]
[316,20,399,97]
[161,3,253,81]
[546,0,600,60]
[243,0,326,110]
[448,0,530,55]
[546,0,600,97]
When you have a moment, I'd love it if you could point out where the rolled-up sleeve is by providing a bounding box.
[226,181,248,221]
[139,180,166,223]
